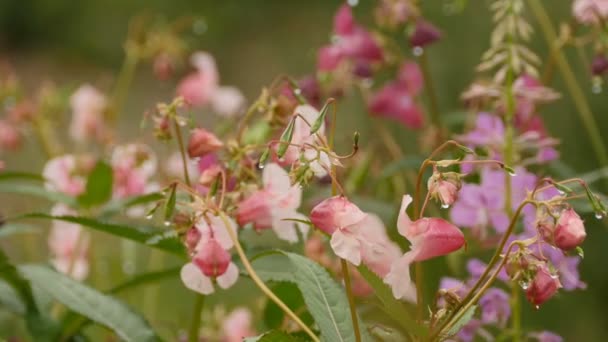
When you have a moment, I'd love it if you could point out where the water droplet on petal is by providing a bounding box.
[163,220,171,227]
[595,212,604,220]
[557,189,565,195]
[519,280,529,290]
[293,88,302,95]
[413,46,424,56]
[258,163,265,169]
[441,203,450,209]
[550,273,560,279]
[508,171,517,177]
[145,214,154,220]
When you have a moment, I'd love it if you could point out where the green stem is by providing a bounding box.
[418,51,444,141]
[187,295,205,342]
[173,120,191,187]
[528,0,608,189]
[109,50,139,124]
[340,259,362,342]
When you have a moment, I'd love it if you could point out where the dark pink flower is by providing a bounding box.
[526,265,561,306]
[409,20,442,48]
[554,209,586,250]
[591,54,608,75]
[368,81,424,129]
[187,128,224,158]
[176,52,219,107]
[193,238,231,277]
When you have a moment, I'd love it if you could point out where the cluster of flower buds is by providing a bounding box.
[427,169,462,208]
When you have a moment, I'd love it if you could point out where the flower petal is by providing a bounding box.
[180,262,214,295]
[397,195,414,238]
[330,229,362,265]
[217,262,239,289]
[383,251,417,302]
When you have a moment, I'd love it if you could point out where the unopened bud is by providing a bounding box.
[187,128,224,158]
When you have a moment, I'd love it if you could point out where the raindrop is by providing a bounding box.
[122,261,136,275]
[347,0,359,6]
[508,171,517,177]
[595,212,604,220]
[556,189,565,195]
[519,280,529,290]
[163,220,172,227]
[441,203,450,209]
[534,305,540,310]
[258,163,265,169]
[145,214,154,220]
[413,46,424,56]
[192,19,208,35]
[293,88,302,95]
[550,273,560,279]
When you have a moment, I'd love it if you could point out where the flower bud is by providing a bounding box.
[427,171,461,207]
[193,238,231,277]
[554,208,586,250]
[235,192,273,230]
[591,54,608,76]
[525,265,561,307]
[310,196,367,235]
[409,20,442,48]
[185,227,201,252]
[187,128,224,158]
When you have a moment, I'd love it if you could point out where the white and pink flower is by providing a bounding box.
[69,84,108,143]
[48,204,89,280]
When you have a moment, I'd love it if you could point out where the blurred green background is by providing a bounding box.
[1,0,607,340]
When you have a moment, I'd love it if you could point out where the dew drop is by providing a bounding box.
[347,0,359,6]
[413,46,424,56]
[519,280,529,290]
[441,203,450,209]
[595,212,604,220]
[122,261,136,275]
[293,88,302,95]
[508,171,517,177]
[550,273,560,279]
[163,220,172,227]
[557,189,565,195]
[145,214,154,220]
[534,305,540,310]
[258,163,265,169]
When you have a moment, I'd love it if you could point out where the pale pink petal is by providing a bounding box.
[330,229,362,265]
[211,86,245,117]
[180,262,214,295]
[272,214,300,243]
[384,252,418,302]
[206,215,236,250]
[222,308,255,342]
[262,163,291,196]
[397,195,414,238]
[216,262,239,289]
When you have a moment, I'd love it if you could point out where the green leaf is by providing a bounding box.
[244,330,310,342]
[0,183,76,206]
[254,251,371,342]
[78,161,114,207]
[443,305,477,338]
[0,171,44,183]
[0,223,40,239]
[99,192,164,217]
[277,117,296,158]
[357,265,426,337]
[263,282,313,330]
[17,214,186,256]
[310,100,331,134]
[163,184,177,223]
[20,265,159,342]
[0,279,26,314]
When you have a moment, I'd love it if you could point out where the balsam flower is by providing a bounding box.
[187,127,224,159]
[180,215,239,295]
[69,84,108,143]
[236,163,308,243]
[43,154,94,196]
[525,264,561,307]
[222,308,256,342]
[573,0,608,24]
[554,208,586,251]
[384,195,465,301]
[48,204,89,280]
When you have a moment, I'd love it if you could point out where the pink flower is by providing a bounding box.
[69,84,107,143]
[43,155,92,196]
[210,86,246,117]
[111,144,158,199]
[180,214,239,295]
[591,54,608,76]
[525,265,561,307]
[222,308,256,342]
[368,62,424,129]
[236,163,308,243]
[0,119,21,151]
[48,204,89,280]
[427,172,461,207]
[310,196,400,268]
[317,5,383,72]
[177,52,219,107]
[384,195,465,301]
[573,0,608,24]
[165,152,200,181]
[409,20,442,48]
[554,209,586,251]
[187,128,224,158]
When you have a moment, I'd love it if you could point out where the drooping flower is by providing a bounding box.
[427,171,461,207]
[572,0,608,24]
[187,128,224,159]
[542,245,586,291]
[384,195,465,301]
[553,208,586,251]
[368,62,424,129]
[48,204,89,280]
[317,4,383,73]
[177,52,219,107]
[409,20,442,48]
[180,215,239,295]
[221,308,256,342]
[525,264,561,307]
[69,84,108,143]
[43,154,94,196]
[236,163,308,243]
[591,54,608,76]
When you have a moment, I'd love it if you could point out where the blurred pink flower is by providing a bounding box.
[165,152,200,181]
[43,154,92,196]
[573,0,608,24]
[409,20,442,48]
[177,52,219,107]
[384,195,465,301]
[187,128,224,159]
[48,204,89,280]
[236,163,308,243]
[317,4,383,72]
[368,62,425,129]
[69,84,107,143]
[210,86,246,117]
[111,144,158,199]
[0,119,21,151]
[222,308,256,342]
[180,214,239,295]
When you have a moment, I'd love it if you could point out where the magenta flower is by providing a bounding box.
[236,163,308,243]
[368,62,425,129]
[317,4,383,72]
[409,20,442,48]
[529,331,563,342]
[180,214,239,295]
[479,288,511,326]
[542,245,586,291]
[384,195,465,301]
[457,112,504,153]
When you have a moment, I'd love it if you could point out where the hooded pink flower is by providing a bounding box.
[384,195,465,301]
[180,214,239,295]
[236,163,308,243]
[409,20,442,48]
[222,308,256,342]
[554,209,586,251]
[48,204,89,280]
[573,0,608,24]
[187,127,224,158]
[69,84,107,143]
[177,52,219,107]
[310,196,401,268]
[368,62,424,129]
[526,265,561,307]
[43,154,93,196]
[317,4,383,72]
